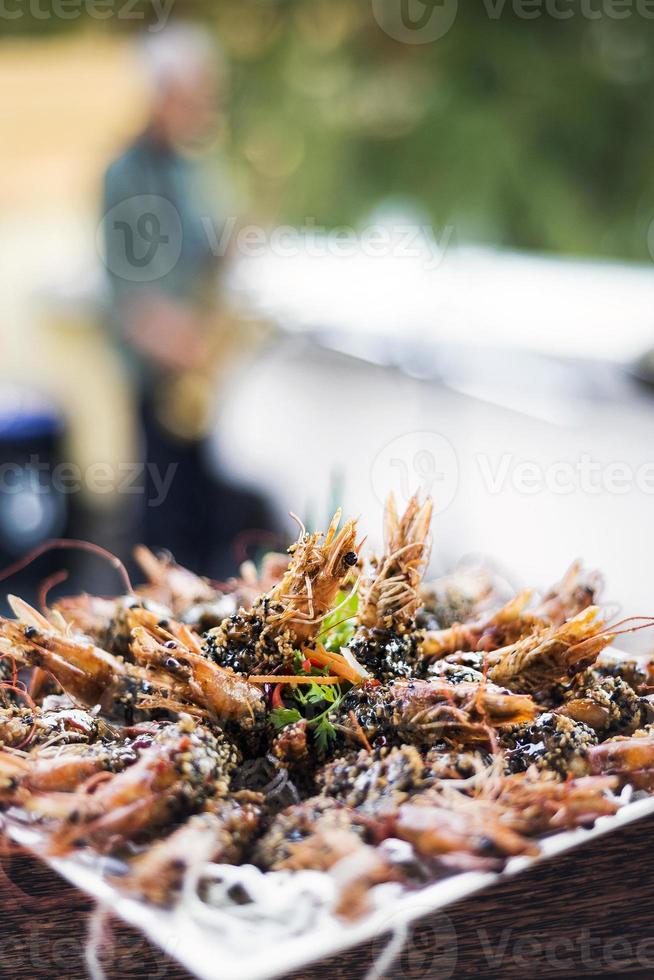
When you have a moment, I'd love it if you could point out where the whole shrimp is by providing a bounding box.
[418,589,544,662]
[0,598,200,724]
[533,560,603,626]
[129,619,265,729]
[395,798,537,864]
[588,727,654,789]
[0,735,143,795]
[346,494,433,680]
[133,545,220,616]
[390,678,538,743]
[0,700,118,750]
[122,792,264,905]
[337,677,538,749]
[204,510,360,675]
[417,564,505,631]
[52,594,169,660]
[402,763,618,853]
[487,606,613,694]
[252,795,396,917]
[52,549,284,646]
[488,769,620,833]
[158,552,289,634]
[358,493,433,632]
[417,561,601,660]
[50,546,210,654]
[22,718,238,853]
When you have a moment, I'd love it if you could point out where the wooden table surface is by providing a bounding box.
[3,811,654,980]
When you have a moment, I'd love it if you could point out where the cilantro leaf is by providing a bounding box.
[269,707,302,730]
[307,683,333,704]
[321,589,359,652]
[273,681,345,751]
[313,714,337,752]
[295,681,340,707]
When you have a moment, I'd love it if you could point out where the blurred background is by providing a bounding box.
[2,3,654,640]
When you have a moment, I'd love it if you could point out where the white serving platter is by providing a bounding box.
[5,788,654,980]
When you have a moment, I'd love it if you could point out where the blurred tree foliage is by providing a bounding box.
[3,0,654,258]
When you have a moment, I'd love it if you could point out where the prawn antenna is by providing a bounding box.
[0,540,133,595]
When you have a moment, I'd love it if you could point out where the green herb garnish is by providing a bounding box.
[320,589,359,652]
[298,682,344,750]
[269,707,303,729]
[313,713,338,752]
[268,681,345,751]
[295,681,342,706]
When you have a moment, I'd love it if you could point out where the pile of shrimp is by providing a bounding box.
[0,499,652,920]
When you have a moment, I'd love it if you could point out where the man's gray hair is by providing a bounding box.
[140,22,223,92]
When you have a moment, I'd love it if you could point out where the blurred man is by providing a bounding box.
[103,24,269,572]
